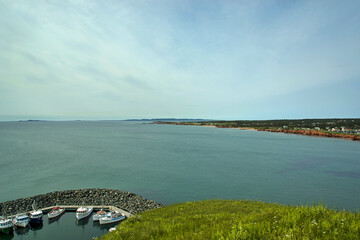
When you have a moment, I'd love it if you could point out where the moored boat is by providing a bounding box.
[76,206,93,220]
[92,209,110,221]
[0,216,13,235]
[29,201,43,224]
[12,214,30,228]
[47,206,65,219]
[29,210,43,224]
[99,211,126,224]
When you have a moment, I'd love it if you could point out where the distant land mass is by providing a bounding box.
[155,118,360,141]
[124,118,209,122]
[18,119,48,122]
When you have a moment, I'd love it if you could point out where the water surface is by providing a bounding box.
[0,121,359,239]
[1,121,359,209]
[0,212,116,240]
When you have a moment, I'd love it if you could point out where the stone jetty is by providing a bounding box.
[0,188,163,216]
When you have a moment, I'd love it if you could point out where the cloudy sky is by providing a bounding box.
[1,0,359,120]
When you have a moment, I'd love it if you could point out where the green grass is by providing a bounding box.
[99,200,360,240]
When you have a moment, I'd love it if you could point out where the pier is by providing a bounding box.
[9,205,133,218]
[0,188,163,217]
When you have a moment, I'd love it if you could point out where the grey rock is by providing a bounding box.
[0,188,163,216]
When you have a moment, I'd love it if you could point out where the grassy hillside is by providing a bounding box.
[99,200,360,240]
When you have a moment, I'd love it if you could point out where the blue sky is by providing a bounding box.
[0,0,359,120]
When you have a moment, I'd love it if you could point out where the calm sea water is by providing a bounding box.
[0,212,117,240]
[0,121,359,239]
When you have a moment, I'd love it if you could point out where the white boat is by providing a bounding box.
[29,210,43,224]
[0,216,13,235]
[99,211,126,224]
[47,206,65,219]
[12,214,30,228]
[29,201,43,224]
[92,209,110,221]
[75,206,93,220]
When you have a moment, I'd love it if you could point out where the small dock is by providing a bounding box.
[9,205,133,218]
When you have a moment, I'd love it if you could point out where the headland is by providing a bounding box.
[154,118,360,141]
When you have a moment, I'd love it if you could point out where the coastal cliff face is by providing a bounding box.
[0,188,163,216]
[258,129,360,141]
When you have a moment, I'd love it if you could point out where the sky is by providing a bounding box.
[0,0,359,120]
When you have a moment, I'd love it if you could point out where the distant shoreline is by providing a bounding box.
[154,121,360,141]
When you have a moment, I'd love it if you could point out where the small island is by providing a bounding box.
[154,118,360,141]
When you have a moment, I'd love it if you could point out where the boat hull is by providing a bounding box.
[76,207,93,220]
[0,224,14,234]
[29,216,43,224]
[13,215,30,228]
[99,215,126,224]
[47,208,65,219]
[93,214,106,221]
[13,220,29,228]
[0,218,14,235]
[76,212,91,220]
[93,211,110,221]
[29,210,43,224]
[0,226,13,235]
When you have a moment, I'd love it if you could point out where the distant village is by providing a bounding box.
[282,125,360,134]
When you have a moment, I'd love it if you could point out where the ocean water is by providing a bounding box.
[0,212,117,240]
[0,121,359,239]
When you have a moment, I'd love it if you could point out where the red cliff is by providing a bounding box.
[257,129,360,141]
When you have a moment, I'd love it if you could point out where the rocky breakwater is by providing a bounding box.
[0,188,163,216]
[258,129,360,141]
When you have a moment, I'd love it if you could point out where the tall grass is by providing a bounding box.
[99,200,360,240]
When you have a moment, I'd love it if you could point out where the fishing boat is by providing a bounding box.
[12,214,30,228]
[92,209,110,221]
[0,216,13,235]
[29,202,43,224]
[29,209,43,224]
[75,206,93,220]
[47,206,65,219]
[99,211,126,224]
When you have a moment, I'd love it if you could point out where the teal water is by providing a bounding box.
[0,121,360,239]
[0,212,117,240]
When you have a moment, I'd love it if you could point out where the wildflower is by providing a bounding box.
[311,220,318,225]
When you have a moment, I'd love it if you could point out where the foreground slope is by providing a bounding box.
[99,200,360,240]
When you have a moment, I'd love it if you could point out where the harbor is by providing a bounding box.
[0,189,163,238]
[1,204,132,237]
[0,189,163,217]
[0,210,124,240]
[7,205,132,219]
